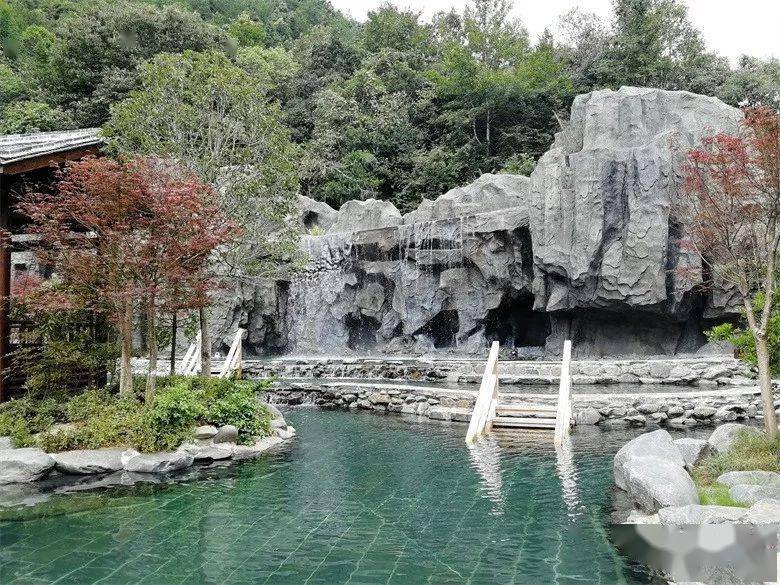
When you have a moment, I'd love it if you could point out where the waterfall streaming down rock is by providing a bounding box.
[216,87,747,359]
[286,185,533,357]
[287,233,355,355]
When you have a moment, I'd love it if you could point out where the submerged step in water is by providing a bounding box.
[0,409,668,584]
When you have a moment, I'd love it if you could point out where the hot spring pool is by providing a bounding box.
[0,409,660,584]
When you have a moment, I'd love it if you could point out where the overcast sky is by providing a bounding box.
[329,0,779,64]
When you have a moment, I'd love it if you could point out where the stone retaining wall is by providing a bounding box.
[244,356,753,387]
[267,381,777,430]
[133,355,754,387]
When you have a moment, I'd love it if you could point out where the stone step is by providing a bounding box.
[491,416,557,429]
[495,403,557,417]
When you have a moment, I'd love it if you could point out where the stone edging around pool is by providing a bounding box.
[0,409,296,486]
[610,425,780,525]
[267,380,779,430]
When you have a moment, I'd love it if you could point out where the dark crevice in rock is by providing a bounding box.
[415,310,459,349]
[485,293,550,348]
[345,313,381,352]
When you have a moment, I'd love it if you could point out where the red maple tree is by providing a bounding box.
[18,156,237,401]
[681,106,779,437]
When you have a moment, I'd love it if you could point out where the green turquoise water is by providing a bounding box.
[0,409,652,584]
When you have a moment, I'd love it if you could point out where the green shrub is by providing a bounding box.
[0,396,65,434]
[698,483,746,508]
[204,382,270,443]
[0,412,34,448]
[693,431,780,486]
[706,293,780,375]
[3,377,273,452]
[65,388,110,422]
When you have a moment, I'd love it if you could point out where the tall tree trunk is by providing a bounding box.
[755,334,778,438]
[170,311,177,375]
[118,301,133,397]
[199,306,211,377]
[146,300,157,404]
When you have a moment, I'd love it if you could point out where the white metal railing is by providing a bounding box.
[465,341,500,443]
[179,330,202,375]
[554,339,573,446]
[218,328,245,379]
[177,328,244,378]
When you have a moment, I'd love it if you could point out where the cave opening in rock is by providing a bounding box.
[345,313,380,352]
[484,294,550,348]
[417,310,459,349]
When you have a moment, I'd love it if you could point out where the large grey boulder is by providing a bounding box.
[728,484,780,506]
[403,173,530,224]
[298,195,337,232]
[707,423,760,454]
[743,499,780,524]
[529,86,742,355]
[658,504,747,524]
[52,449,124,475]
[614,429,686,490]
[0,448,55,484]
[328,199,402,233]
[674,438,710,470]
[717,470,780,488]
[0,436,12,450]
[622,457,699,512]
[121,450,194,474]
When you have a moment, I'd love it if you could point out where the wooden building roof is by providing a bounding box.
[0,128,103,174]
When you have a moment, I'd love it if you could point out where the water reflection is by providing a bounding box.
[467,432,583,520]
[555,435,582,520]
[467,436,505,515]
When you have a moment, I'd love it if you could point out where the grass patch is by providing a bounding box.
[692,431,780,487]
[697,483,747,508]
[0,377,272,453]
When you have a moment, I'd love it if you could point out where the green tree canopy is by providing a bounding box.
[49,0,234,125]
[105,49,300,277]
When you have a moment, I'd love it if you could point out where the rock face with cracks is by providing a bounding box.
[211,87,745,358]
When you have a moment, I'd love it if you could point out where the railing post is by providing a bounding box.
[554,339,572,446]
[218,328,245,379]
[466,341,500,443]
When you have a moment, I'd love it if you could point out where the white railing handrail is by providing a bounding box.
[218,328,245,379]
[179,330,202,375]
[178,328,245,379]
[465,341,500,443]
[554,339,573,446]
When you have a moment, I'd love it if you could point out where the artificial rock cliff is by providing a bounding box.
[214,87,744,359]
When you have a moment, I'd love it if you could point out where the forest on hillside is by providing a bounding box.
[1,0,778,212]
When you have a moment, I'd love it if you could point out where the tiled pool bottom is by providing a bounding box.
[1,410,657,584]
